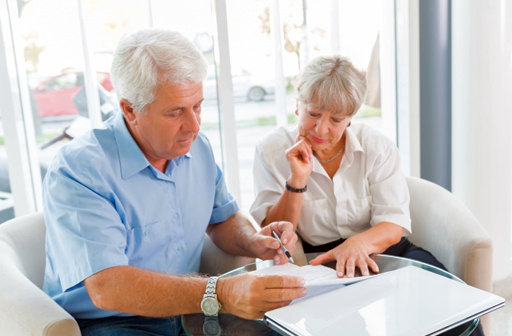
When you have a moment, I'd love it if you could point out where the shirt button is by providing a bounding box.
[177,246,183,252]
[174,213,179,219]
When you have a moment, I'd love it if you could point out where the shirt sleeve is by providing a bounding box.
[249,144,286,226]
[368,144,412,235]
[43,165,129,292]
[209,164,239,224]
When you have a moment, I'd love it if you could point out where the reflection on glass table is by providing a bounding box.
[181,253,479,336]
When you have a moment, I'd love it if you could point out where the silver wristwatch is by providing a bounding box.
[201,276,221,316]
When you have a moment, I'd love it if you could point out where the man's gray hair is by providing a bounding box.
[296,55,367,117]
[111,29,208,113]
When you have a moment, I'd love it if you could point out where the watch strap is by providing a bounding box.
[205,276,219,295]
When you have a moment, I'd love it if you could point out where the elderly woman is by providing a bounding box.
[251,60,486,336]
[250,55,446,279]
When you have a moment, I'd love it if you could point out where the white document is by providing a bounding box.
[264,265,505,336]
[255,263,378,303]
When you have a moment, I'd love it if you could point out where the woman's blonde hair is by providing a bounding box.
[296,55,367,117]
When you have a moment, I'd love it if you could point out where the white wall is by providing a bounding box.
[452,0,512,281]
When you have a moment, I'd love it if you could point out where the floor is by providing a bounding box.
[490,275,512,335]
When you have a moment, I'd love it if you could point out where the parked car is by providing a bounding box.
[203,66,275,102]
[31,71,114,117]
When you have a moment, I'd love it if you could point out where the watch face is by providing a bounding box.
[201,297,220,315]
[203,319,221,336]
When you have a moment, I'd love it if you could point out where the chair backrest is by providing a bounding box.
[405,176,492,288]
[0,212,46,289]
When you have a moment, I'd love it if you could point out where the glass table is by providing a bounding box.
[182,253,479,336]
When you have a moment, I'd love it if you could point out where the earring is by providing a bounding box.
[348,122,351,127]
[295,110,299,116]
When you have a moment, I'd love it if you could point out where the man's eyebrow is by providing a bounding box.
[167,99,204,110]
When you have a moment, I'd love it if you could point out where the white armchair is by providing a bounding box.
[405,176,493,334]
[406,176,493,292]
[0,212,254,336]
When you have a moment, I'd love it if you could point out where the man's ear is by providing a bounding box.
[120,98,137,125]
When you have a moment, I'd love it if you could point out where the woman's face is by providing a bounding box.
[297,102,351,153]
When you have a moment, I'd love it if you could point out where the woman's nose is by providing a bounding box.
[315,118,328,135]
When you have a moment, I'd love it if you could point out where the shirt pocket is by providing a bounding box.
[346,195,372,231]
[126,220,170,267]
[300,199,334,234]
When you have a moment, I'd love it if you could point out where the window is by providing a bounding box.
[1,0,397,221]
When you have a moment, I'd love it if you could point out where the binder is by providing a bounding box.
[264,266,504,336]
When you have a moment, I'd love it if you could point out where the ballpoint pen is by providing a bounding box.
[272,230,295,264]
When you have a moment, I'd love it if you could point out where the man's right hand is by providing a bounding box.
[217,272,306,319]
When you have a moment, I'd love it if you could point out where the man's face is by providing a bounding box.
[121,81,203,165]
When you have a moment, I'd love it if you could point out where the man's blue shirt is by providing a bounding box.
[42,112,238,319]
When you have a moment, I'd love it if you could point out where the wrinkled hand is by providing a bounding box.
[218,272,306,320]
[249,221,298,265]
[309,235,379,278]
[285,134,313,187]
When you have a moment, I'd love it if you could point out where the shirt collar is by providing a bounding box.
[310,125,365,173]
[113,113,151,179]
[112,113,193,180]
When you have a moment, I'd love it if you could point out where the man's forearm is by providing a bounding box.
[206,211,259,257]
[84,265,208,317]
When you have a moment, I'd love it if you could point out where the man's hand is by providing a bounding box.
[217,272,306,320]
[309,235,379,278]
[249,221,298,265]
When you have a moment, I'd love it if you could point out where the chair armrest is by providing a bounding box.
[406,176,493,292]
[199,234,255,276]
[0,260,80,336]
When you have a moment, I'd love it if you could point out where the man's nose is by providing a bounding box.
[183,109,200,133]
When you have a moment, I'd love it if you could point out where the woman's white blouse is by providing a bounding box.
[250,124,411,246]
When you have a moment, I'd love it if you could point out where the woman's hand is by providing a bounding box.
[309,235,379,278]
[285,134,313,187]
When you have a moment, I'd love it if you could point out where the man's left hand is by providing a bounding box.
[249,221,297,265]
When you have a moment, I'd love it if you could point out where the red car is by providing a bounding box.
[32,71,114,117]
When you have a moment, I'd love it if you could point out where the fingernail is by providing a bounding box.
[301,278,306,285]
[301,288,307,296]
[272,242,280,248]
[275,256,280,264]
[282,237,288,244]
[338,272,343,277]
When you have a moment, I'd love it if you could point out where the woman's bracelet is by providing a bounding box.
[286,181,307,193]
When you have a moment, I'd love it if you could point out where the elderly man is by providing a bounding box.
[42,28,305,336]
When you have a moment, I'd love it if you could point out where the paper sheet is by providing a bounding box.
[255,263,379,303]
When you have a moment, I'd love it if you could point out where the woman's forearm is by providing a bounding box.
[349,221,404,255]
[261,181,305,228]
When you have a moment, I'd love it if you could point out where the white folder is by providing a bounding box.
[264,266,504,336]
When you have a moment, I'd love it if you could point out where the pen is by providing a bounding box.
[272,230,295,264]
